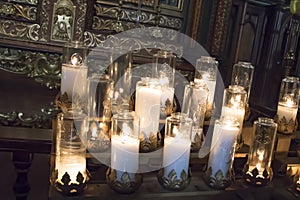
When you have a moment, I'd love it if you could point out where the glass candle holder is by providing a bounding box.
[108,49,132,112]
[221,85,247,149]
[152,50,176,118]
[157,113,192,191]
[181,81,208,152]
[203,116,240,190]
[60,41,88,111]
[51,111,89,195]
[231,61,254,119]
[275,76,300,134]
[243,118,277,186]
[194,56,218,120]
[135,77,162,152]
[87,74,114,152]
[106,110,142,194]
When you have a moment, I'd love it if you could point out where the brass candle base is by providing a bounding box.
[243,165,272,186]
[163,97,177,117]
[203,167,233,190]
[55,92,85,114]
[139,132,162,153]
[106,168,143,194]
[275,115,298,134]
[191,132,204,152]
[157,168,191,191]
[87,138,110,152]
[51,170,89,195]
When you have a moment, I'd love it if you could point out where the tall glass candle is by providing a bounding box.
[106,110,142,194]
[221,85,247,149]
[231,61,254,119]
[194,56,218,119]
[135,77,162,152]
[275,76,300,134]
[108,49,132,112]
[181,81,208,152]
[243,118,277,186]
[204,116,239,190]
[157,113,192,191]
[87,74,113,152]
[52,111,88,195]
[152,50,176,117]
[61,41,88,103]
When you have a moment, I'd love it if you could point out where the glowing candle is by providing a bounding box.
[61,54,88,100]
[277,98,298,123]
[135,78,162,139]
[208,117,239,176]
[221,85,247,148]
[56,154,87,184]
[163,126,191,177]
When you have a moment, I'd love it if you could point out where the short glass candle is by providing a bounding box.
[275,76,300,134]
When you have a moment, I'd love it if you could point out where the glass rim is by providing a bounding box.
[236,61,254,69]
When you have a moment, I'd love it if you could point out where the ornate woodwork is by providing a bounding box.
[0,0,195,128]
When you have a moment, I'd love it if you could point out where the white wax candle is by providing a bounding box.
[208,122,239,176]
[135,86,162,138]
[163,137,191,177]
[61,63,88,99]
[56,154,87,184]
[277,102,298,122]
[221,106,245,136]
[111,135,140,173]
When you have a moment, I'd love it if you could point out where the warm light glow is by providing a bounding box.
[256,163,261,171]
[229,95,242,109]
[257,147,265,161]
[71,56,79,66]
[172,126,179,136]
[56,155,86,184]
[286,98,295,107]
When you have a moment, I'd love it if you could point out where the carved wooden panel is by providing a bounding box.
[0,0,193,128]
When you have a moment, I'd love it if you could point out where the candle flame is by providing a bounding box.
[229,95,242,109]
[256,163,261,171]
[286,98,295,107]
[70,53,83,66]
[71,56,78,65]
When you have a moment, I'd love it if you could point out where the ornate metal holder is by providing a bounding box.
[203,167,234,190]
[87,125,111,152]
[243,165,271,186]
[191,131,204,152]
[139,132,162,153]
[205,102,214,120]
[51,169,89,195]
[106,168,143,194]
[55,92,85,114]
[157,168,191,191]
[163,97,177,117]
[275,114,298,134]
